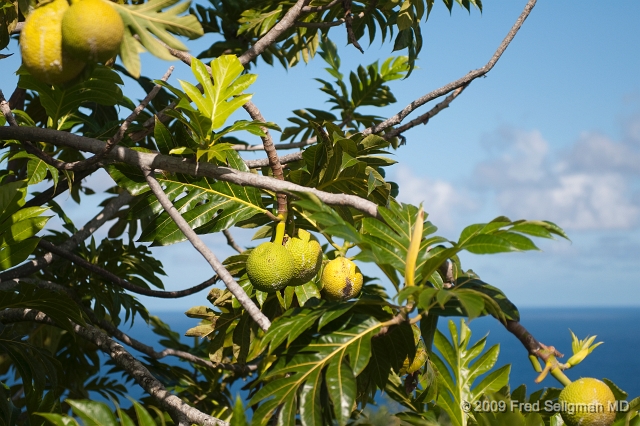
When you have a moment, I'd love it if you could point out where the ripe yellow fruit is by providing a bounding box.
[321,257,363,301]
[399,324,428,375]
[284,229,322,286]
[19,0,86,85]
[246,242,295,293]
[61,0,124,63]
[558,378,616,426]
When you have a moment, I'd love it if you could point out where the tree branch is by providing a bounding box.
[238,0,311,66]
[243,101,288,216]
[0,126,383,219]
[0,308,230,426]
[23,165,101,208]
[1,277,255,374]
[11,67,174,172]
[362,0,537,136]
[232,137,317,152]
[142,167,272,331]
[222,229,244,253]
[245,152,304,169]
[0,89,19,127]
[0,191,133,282]
[301,0,341,13]
[40,239,217,298]
[505,319,562,359]
[383,85,467,140]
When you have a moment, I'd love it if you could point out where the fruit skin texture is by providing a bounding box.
[284,229,322,286]
[321,257,363,301]
[19,0,86,85]
[558,378,616,426]
[246,242,295,293]
[62,0,124,63]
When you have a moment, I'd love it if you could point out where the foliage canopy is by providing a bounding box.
[1,0,639,426]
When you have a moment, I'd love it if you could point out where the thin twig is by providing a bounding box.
[0,191,133,282]
[1,277,254,374]
[301,0,341,13]
[40,239,217,298]
[23,166,101,208]
[142,167,272,331]
[238,0,311,66]
[243,101,287,216]
[222,230,244,253]
[383,85,467,140]
[0,308,229,426]
[0,126,383,219]
[9,22,23,34]
[0,90,19,127]
[295,20,345,28]
[232,137,317,152]
[362,0,537,136]
[342,0,364,53]
[245,152,304,169]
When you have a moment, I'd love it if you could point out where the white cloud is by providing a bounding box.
[473,128,640,230]
[394,165,477,230]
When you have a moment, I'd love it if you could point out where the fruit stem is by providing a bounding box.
[274,213,287,245]
[551,368,572,387]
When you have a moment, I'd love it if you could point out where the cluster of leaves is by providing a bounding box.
[281,39,409,143]
[191,0,482,71]
[0,180,50,270]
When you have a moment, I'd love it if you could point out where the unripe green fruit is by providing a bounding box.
[246,242,295,293]
[284,229,322,286]
[62,0,124,63]
[321,257,363,301]
[20,0,86,85]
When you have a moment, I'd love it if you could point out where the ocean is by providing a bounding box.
[109,307,640,409]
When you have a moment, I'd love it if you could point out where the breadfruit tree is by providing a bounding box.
[0,0,638,425]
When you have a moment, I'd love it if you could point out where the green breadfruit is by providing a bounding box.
[285,229,323,286]
[246,242,295,293]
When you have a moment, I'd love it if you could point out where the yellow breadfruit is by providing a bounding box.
[284,229,322,286]
[321,257,363,301]
[399,324,428,375]
[246,242,295,293]
[19,0,86,85]
[61,0,124,63]
[558,378,616,426]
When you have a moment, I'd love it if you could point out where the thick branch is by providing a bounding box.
[238,0,310,66]
[0,126,382,219]
[243,101,287,216]
[142,168,272,331]
[0,308,229,426]
[362,0,537,136]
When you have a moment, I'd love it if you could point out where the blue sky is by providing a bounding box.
[2,1,639,310]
